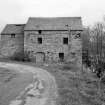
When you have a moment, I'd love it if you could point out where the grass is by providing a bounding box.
[38,63,105,105]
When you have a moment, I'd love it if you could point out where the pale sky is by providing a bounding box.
[0,0,105,32]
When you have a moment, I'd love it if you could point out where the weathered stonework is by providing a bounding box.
[24,31,71,62]
[0,33,24,58]
[0,17,83,64]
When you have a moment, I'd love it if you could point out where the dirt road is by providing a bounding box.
[0,62,58,105]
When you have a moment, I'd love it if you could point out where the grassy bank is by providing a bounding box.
[39,63,105,105]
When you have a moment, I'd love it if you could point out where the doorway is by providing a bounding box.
[35,52,45,63]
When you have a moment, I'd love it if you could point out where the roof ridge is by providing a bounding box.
[29,17,81,19]
[7,24,25,25]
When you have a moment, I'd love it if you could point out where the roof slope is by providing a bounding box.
[1,24,25,34]
[24,17,83,31]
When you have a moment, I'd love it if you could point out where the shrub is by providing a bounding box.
[62,64,72,70]
[10,51,31,62]
[23,50,31,62]
[10,52,24,61]
[61,62,78,71]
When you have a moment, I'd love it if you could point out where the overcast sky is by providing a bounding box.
[0,0,105,32]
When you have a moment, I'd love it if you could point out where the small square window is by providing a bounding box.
[38,30,42,34]
[38,37,42,44]
[11,34,15,38]
[63,37,68,44]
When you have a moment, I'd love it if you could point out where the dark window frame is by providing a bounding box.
[38,37,42,44]
[38,30,42,34]
[59,53,64,61]
[63,37,68,44]
[11,34,15,38]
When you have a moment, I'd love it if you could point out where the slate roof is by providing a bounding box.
[1,24,25,34]
[24,17,83,31]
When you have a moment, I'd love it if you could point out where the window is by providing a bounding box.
[63,37,68,44]
[15,24,22,26]
[11,34,15,38]
[38,37,42,44]
[38,30,42,34]
[75,33,81,39]
[59,53,64,61]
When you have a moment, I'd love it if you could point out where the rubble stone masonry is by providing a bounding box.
[0,33,24,58]
[0,17,82,65]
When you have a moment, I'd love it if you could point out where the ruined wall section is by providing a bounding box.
[0,33,24,58]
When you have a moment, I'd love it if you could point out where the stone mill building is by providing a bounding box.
[0,17,83,63]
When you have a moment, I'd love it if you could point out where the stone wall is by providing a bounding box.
[66,31,82,68]
[0,33,24,58]
[24,30,82,64]
[0,30,82,65]
[24,31,71,62]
